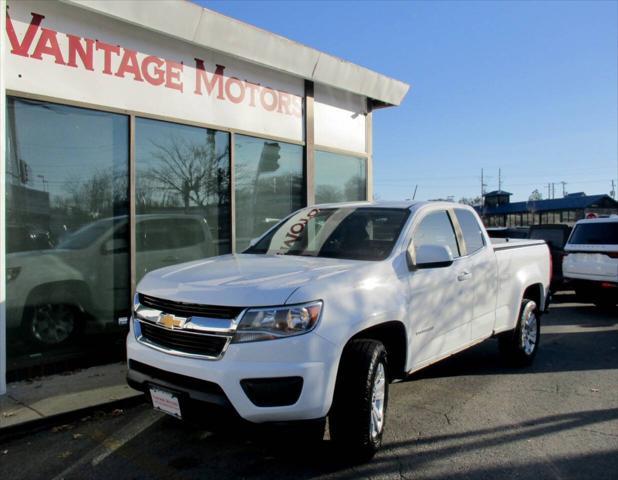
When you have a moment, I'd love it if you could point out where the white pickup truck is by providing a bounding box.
[127,201,551,460]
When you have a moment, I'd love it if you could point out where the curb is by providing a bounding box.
[0,393,146,443]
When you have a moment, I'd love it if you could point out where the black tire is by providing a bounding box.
[22,302,81,348]
[499,299,540,366]
[329,339,388,462]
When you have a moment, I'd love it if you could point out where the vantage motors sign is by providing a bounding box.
[4,1,304,141]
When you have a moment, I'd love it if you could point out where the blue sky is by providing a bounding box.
[199,0,618,202]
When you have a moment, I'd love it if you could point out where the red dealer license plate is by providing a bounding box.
[149,386,182,419]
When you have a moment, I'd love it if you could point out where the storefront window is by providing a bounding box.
[135,118,230,281]
[234,135,304,251]
[314,150,366,204]
[5,98,129,370]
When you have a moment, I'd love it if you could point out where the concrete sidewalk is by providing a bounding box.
[0,362,143,433]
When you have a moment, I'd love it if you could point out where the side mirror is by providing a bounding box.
[407,244,454,270]
[102,238,129,255]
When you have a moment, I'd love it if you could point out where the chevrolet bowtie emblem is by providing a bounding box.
[158,313,186,330]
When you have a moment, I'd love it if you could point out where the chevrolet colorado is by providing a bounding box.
[127,201,551,460]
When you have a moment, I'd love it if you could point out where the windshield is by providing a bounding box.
[56,219,116,250]
[244,207,410,261]
[569,222,618,245]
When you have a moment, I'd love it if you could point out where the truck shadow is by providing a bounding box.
[404,302,618,380]
[110,406,618,480]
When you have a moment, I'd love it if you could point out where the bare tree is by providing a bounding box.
[529,189,543,201]
[459,196,482,207]
[144,132,229,211]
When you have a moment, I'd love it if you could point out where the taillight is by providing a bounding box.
[600,282,617,288]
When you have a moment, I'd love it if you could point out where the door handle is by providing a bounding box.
[457,271,472,281]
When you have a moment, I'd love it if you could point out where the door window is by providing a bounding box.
[454,209,485,255]
[413,211,461,258]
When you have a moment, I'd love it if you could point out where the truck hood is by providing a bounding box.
[6,248,88,271]
[137,253,370,307]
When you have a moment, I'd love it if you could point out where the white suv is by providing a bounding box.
[563,216,618,308]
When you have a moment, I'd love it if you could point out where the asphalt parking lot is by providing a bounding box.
[1,291,617,480]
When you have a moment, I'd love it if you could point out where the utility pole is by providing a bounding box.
[481,168,487,197]
[498,168,502,191]
[611,180,616,200]
[552,183,555,200]
[547,183,551,199]
[561,181,567,197]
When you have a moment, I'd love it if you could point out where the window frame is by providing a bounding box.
[453,208,487,257]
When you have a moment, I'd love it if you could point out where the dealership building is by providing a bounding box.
[0,0,408,393]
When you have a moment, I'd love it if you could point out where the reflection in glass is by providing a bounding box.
[135,118,230,281]
[234,135,304,251]
[315,150,366,204]
[5,98,129,362]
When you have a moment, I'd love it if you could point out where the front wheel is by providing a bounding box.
[499,299,540,366]
[23,303,80,347]
[329,339,388,462]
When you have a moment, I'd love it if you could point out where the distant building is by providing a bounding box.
[477,191,618,227]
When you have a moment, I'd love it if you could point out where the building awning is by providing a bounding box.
[60,0,410,107]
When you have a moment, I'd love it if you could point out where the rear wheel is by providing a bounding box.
[329,339,388,462]
[499,299,540,366]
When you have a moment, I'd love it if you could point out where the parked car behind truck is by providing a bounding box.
[563,216,618,308]
[127,201,551,461]
[528,224,572,291]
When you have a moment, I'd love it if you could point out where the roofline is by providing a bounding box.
[311,200,422,210]
[59,0,410,106]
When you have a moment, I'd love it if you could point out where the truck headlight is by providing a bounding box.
[232,301,322,343]
[6,267,21,283]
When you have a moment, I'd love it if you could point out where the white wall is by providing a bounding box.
[314,83,367,155]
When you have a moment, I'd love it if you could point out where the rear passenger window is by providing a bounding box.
[455,209,485,254]
[413,211,460,258]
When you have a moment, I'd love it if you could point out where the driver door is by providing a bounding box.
[406,209,473,368]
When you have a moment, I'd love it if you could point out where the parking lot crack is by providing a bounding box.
[443,412,451,425]
[395,455,412,480]
[581,428,618,439]
[7,394,44,418]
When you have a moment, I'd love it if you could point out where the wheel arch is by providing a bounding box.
[522,283,544,311]
[23,280,92,323]
[346,320,408,380]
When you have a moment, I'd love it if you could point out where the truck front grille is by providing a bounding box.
[138,321,230,358]
[138,294,244,320]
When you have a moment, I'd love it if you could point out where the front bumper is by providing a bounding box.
[126,326,340,423]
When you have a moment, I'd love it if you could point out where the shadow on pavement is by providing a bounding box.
[79,406,618,480]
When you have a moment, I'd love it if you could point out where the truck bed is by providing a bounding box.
[491,238,550,334]
[491,238,546,250]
